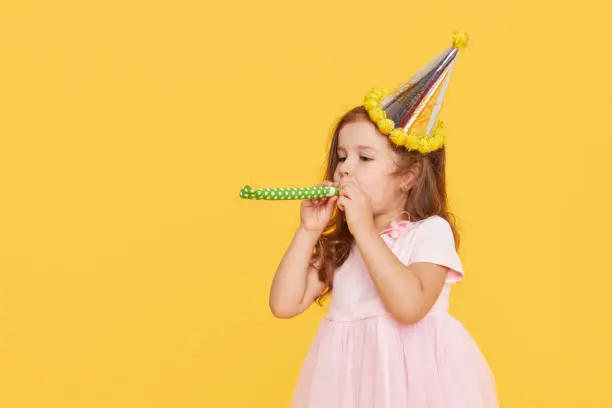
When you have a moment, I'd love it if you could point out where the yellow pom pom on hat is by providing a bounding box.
[364,31,469,154]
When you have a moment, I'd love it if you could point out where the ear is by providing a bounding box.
[400,162,422,191]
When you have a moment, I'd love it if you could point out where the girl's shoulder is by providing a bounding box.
[416,214,450,227]
[402,215,463,282]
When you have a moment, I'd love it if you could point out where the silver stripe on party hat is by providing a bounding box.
[383,48,457,134]
[364,31,468,153]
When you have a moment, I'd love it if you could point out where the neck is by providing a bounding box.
[373,209,409,234]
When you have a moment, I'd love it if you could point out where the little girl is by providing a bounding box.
[269,33,498,407]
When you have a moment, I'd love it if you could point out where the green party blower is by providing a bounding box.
[239,185,339,201]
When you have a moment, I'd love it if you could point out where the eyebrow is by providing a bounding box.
[337,145,377,152]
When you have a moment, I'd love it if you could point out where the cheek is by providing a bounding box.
[359,167,388,189]
[365,179,400,208]
[359,178,382,201]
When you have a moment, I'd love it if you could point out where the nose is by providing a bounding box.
[337,162,352,178]
[339,169,352,178]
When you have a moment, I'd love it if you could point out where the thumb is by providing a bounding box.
[326,195,338,209]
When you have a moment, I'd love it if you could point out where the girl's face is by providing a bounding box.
[333,120,408,217]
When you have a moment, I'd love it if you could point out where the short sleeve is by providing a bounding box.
[408,216,464,283]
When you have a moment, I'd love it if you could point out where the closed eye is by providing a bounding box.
[337,156,372,162]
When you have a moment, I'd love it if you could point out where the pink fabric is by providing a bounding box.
[290,216,498,408]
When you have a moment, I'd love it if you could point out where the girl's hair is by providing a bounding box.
[311,106,460,304]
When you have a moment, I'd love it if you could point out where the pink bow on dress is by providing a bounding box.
[385,220,410,239]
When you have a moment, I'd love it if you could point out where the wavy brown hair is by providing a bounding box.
[311,106,460,305]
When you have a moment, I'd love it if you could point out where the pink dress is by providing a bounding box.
[290,216,498,408]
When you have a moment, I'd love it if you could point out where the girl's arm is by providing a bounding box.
[269,226,326,319]
[354,227,447,325]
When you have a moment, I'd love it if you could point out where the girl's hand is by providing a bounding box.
[300,181,339,233]
[337,176,375,236]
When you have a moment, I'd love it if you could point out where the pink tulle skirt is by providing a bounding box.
[290,313,498,408]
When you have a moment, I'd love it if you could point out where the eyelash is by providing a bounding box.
[337,156,372,162]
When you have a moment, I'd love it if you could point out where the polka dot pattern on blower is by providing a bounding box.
[239,185,339,200]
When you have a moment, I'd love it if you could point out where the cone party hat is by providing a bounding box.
[363,31,469,154]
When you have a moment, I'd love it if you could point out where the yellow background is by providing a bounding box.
[1,1,611,407]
